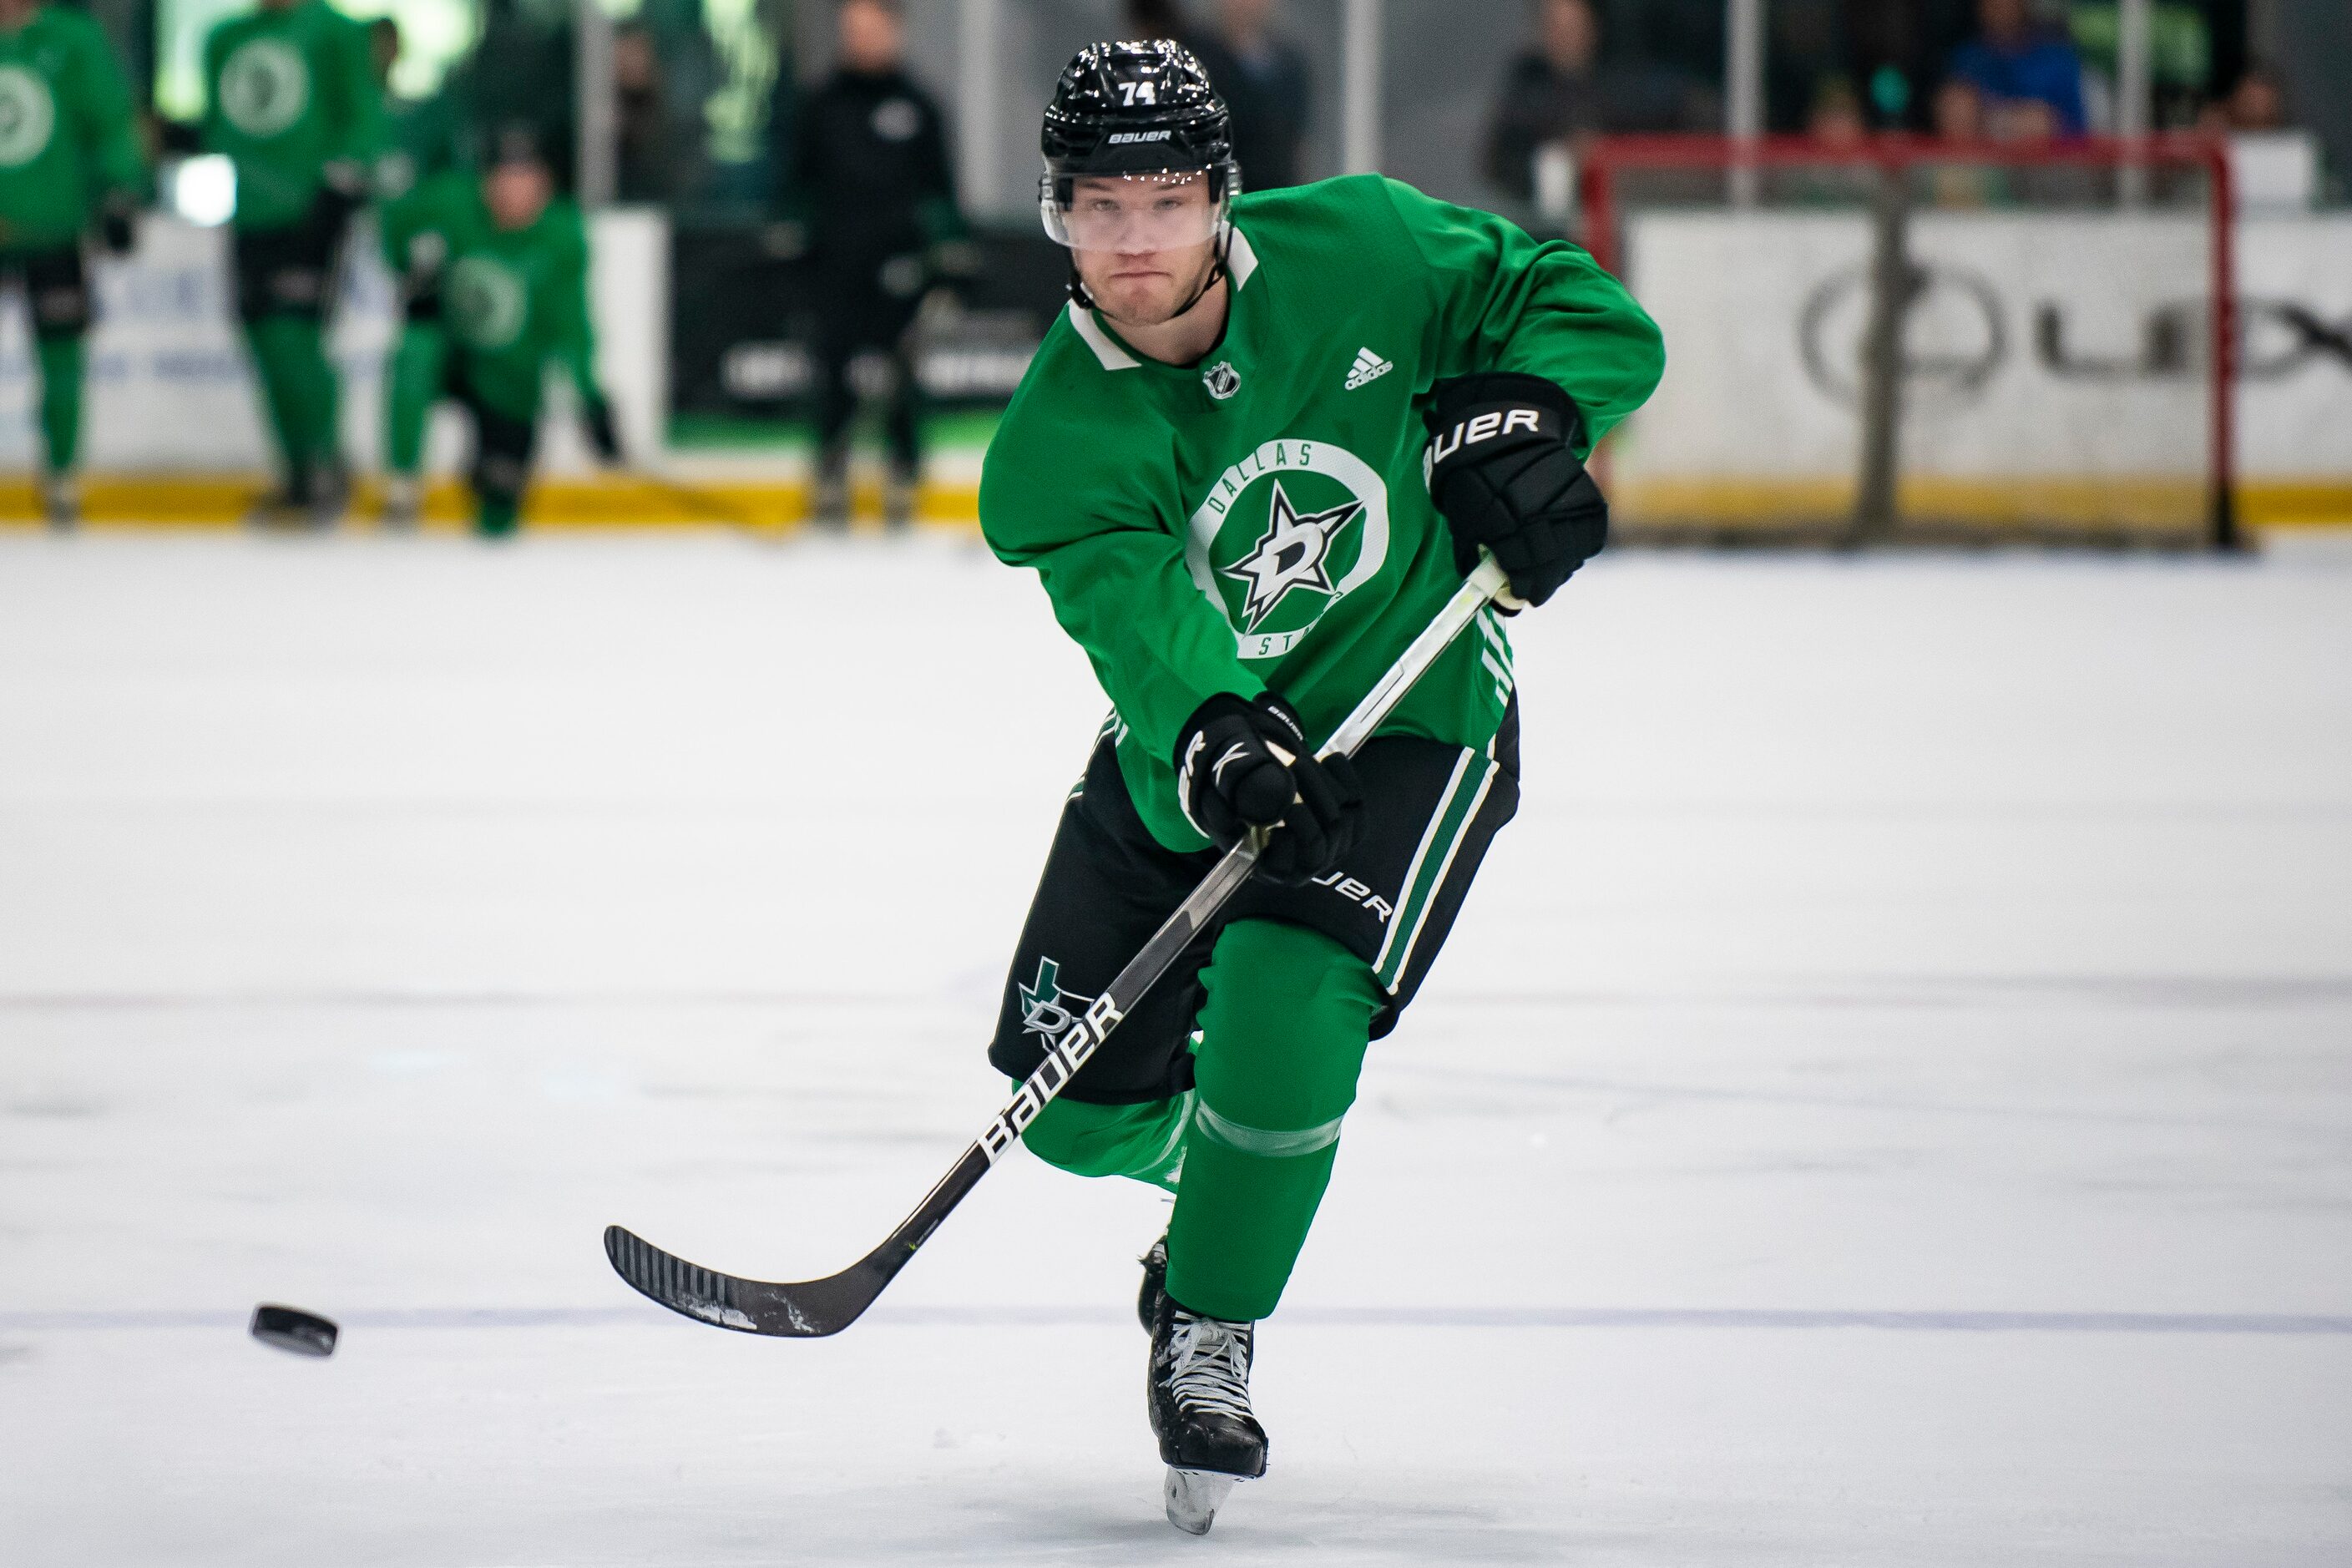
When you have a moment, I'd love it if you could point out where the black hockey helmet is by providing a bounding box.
[485,120,552,170]
[1039,42,1239,306]
[1041,39,1233,185]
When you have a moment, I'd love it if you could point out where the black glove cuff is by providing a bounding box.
[1428,371,1578,432]
[1172,690,1304,774]
[1424,374,1584,476]
[1247,691,1306,751]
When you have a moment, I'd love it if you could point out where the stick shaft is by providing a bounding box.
[604,560,1507,1336]
[976,554,1510,1165]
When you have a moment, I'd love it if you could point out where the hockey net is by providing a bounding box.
[1580,135,2237,549]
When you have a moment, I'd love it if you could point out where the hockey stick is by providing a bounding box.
[625,468,772,533]
[605,554,1514,1338]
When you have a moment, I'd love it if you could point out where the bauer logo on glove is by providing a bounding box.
[1422,372,1609,609]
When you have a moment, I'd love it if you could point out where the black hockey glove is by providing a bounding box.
[399,231,447,321]
[582,397,624,466]
[98,193,138,256]
[308,161,368,243]
[1424,372,1607,608]
[1174,692,1363,886]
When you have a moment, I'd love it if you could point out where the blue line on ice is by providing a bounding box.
[4,1307,2347,1333]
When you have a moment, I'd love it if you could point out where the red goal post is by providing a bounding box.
[1576,134,2238,549]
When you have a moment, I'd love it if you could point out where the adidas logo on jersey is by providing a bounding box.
[1343,347,1393,391]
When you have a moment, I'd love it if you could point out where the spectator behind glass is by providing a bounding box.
[2199,63,2289,133]
[1186,0,1313,191]
[1929,78,2012,207]
[1484,0,1708,203]
[1123,0,1186,38]
[775,0,964,528]
[1806,75,1869,149]
[1945,0,2085,138]
[613,24,678,203]
[1781,76,1877,205]
[1482,0,1609,202]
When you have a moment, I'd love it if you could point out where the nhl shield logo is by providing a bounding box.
[1201,361,1242,401]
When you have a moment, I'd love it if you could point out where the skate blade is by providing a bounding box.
[1164,1468,1241,1535]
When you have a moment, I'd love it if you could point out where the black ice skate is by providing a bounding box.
[1147,1292,1267,1535]
[1136,1235,1167,1333]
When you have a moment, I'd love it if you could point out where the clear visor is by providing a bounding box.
[1041,169,1227,252]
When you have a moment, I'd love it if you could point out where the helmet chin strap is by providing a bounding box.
[1067,219,1232,331]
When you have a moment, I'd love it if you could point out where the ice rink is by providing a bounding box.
[3,530,2349,1565]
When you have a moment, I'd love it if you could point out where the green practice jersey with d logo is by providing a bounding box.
[0,7,144,250]
[1191,439,1388,661]
[448,255,528,351]
[979,173,1663,851]
[0,67,57,167]
[201,0,383,231]
[217,38,308,139]
[377,169,601,424]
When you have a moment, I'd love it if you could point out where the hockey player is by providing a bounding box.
[0,0,145,526]
[379,126,620,537]
[202,0,384,525]
[979,42,1662,1532]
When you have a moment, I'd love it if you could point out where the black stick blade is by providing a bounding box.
[603,1224,880,1338]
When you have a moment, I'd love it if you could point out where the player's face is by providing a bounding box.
[1065,174,1220,328]
[484,163,553,231]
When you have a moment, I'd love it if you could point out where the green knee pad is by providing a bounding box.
[1020,1090,1191,1193]
[1166,919,1382,1323]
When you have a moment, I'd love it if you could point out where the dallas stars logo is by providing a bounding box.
[1217,478,1365,634]
[1019,957,1094,1043]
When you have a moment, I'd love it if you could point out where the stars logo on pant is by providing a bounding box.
[1218,479,1366,634]
[1020,956,1095,1043]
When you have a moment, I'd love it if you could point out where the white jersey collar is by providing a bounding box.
[1227,223,1259,290]
[1067,301,1141,371]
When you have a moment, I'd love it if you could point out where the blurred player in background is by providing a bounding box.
[203,0,383,525]
[378,125,620,537]
[0,0,145,527]
[369,17,465,204]
[772,0,965,529]
[371,12,463,524]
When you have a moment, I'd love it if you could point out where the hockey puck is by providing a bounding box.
[249,1304,338,1358]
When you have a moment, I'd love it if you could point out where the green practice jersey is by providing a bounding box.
[376,88,463,204]
[980,175,1664,852]
[0,5,144,253]
[203,0,383,232]
[381,169,598,421]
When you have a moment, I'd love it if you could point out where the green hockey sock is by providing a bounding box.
[305,322,341,466]
[384,325,444,477]
[243,316,316,477]
[1165,919,1380,1323]
[34,335,83,473]
[1020,918,1382,1323]
[475,494,521,537]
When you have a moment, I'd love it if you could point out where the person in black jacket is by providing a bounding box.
[1183,0,1313,191]
[773,0,964,528]
[1484,0,1705,205]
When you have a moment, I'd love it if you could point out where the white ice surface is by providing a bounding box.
[2,531,2349,1565]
